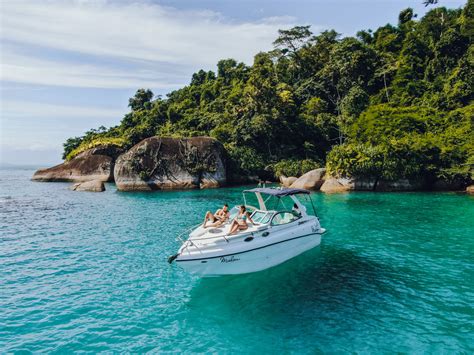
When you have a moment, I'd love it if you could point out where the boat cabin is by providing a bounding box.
[188,187,317,242]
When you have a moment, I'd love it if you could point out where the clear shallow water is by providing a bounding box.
[1,168,473,353]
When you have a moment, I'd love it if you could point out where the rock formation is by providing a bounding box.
[32,145,123,182]
[70,180,106,192]
[280,176,298,187]
[114,137,226,191]
[375,179,425,191]
[320,176,427,193]
[320,177,354,193]
[290,168,326,190]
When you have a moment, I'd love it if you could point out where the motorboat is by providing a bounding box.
[168,187,326,276]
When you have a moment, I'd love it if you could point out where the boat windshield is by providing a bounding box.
[250,211,273,224]
[229,206,240,220]
[271,211,301,225]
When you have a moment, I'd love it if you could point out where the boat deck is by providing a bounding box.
[190,222,268,243]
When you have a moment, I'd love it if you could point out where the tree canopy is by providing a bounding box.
[64,1,473,184]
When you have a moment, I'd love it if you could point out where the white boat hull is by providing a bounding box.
[176,232,322,277]
[171,188,326,277]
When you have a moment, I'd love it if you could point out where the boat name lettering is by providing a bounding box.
[220,256,240,263]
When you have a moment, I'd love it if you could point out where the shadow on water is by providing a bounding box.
[185,246,402,325]
[171,245,417,352]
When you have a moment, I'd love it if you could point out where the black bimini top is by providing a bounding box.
[244,187,310,196]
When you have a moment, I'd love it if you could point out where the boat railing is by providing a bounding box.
[177,212,312,253]
[175,222,208,255]
[191,224,270,242]
[175,222,202,243]
[183,239,204,255]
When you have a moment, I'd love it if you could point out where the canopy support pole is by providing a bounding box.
[309,195,318,217]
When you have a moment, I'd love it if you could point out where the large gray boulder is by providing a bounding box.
[70,180,105,192]
[320,176,427,193]
[375,179,425,191]
[290,168,326,190]
[114,136,226,191]
[280,176,298,187]
[32,145,123,182]
[320,177,354,193]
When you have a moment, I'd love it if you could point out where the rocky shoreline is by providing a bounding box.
[32,136,226,192]
[33,135,473,194]
[113,136,226,191]
[280,169,473,194]
[32,145,122,183]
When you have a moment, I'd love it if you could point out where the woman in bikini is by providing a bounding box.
[227,205,256,235]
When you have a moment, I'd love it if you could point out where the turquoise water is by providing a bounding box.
[1,168,473,353]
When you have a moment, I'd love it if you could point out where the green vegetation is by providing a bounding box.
[65,2,473,184]
[65,137,127,161]
[272,159,323,178]
[327,105,473,183]
[63,126,127,160]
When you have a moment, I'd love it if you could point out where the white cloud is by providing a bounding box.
[1,100,123,119]
[2,1,291,64]
[0,51,184,89]
[0,0,307,164]
[0,0,298,89]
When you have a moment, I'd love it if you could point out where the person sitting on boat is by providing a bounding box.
[227,205,256,235]
[203,204,230,228]
[292,203,301,216]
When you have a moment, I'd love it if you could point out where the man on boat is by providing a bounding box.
[203,204,230,228]
[293,203,301,216]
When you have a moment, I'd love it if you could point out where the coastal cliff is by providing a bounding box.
[114,136,226,191]
[32,136,227,190]
[32,145,123,182]
[279,168,468,193]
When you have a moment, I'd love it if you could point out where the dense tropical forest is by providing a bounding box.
[64,1,473,185]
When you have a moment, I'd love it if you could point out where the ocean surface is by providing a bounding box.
[1,167,473,353]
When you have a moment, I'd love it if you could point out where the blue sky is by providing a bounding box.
[0,0,466,166]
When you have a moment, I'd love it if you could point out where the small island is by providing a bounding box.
[34,5,473,192]
[4,1,474,354]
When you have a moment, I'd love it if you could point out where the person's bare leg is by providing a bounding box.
[231,223,246,235]
[208,219,223,228]
[239,225,248,232]
[227,221,238,235]
[202,211,208,227]
[203,211,214,228]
